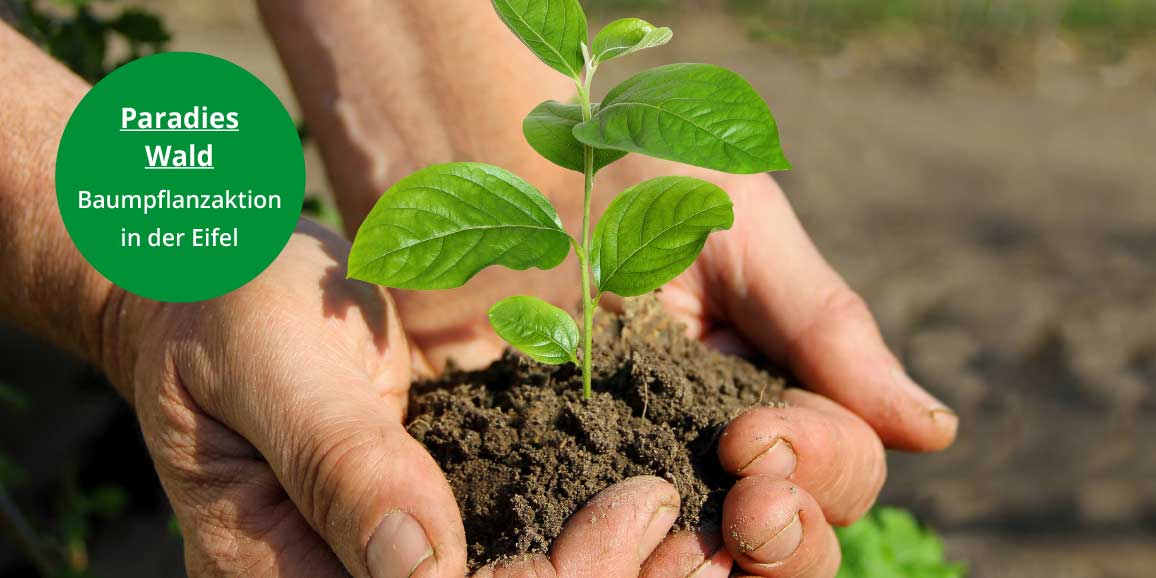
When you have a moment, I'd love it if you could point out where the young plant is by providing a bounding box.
[348,0,789,399]
[835,507,967,578]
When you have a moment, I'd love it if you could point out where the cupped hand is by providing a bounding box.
[382,157,958,578]
[612,162,959,578]
[103,221,705,578]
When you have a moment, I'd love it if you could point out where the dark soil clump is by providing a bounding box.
[407,297,786,569]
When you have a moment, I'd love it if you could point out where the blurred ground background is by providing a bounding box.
[1,1,1154,577]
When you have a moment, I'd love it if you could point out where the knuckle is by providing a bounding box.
[817,286,873,327]
[293,419,386,534]
[144,388,217,482]
[788,284,878,359]
[144,369,258,492]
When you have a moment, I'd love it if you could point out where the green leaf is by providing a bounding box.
[592,176,733,297]
[489,296,579,365]
[573,63,790,174]
[349,163,571,290]
[835,507,968,578]
[523,100,628,173]
[491,0,587,78]
[85,485,128,518]
[592,18,672,63]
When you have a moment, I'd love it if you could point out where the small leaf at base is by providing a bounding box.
[489,296,580,365]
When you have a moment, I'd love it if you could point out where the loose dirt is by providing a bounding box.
[407,297,786,568]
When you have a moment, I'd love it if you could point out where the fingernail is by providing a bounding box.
[638,504,680,562]
[930,406,959,436]
[893,368,957,428]
[367,511,434,578]
[747,511,803,567]
[686,544,730,578]
[737,437,797,478]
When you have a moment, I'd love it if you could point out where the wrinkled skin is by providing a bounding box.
[110,222,727,578]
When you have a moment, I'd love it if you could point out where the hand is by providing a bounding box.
[383,157,958,578]
[104,220,727,578]
[620,161,959,577]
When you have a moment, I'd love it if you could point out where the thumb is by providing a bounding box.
[150,225,468,578]
[171,333,467,578]
[280,399,466,578]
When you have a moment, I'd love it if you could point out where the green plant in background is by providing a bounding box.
[53,478,128,578]
[728,0,1156,59]
[587,0,1156,64]
[836,507,967,578]
[0,477,129,578]
[8,0,170,82]
[0,379,129,578]
[348,0,789,399]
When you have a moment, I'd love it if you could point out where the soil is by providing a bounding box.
[406,296,787,568]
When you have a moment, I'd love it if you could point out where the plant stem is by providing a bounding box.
[577,61,597,400]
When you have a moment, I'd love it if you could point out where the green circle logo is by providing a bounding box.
[57,52,304,302]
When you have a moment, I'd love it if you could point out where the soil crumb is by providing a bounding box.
[407,296,786,569]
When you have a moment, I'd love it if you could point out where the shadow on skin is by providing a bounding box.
[299,219,392,355]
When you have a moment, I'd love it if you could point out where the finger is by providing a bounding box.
[639,531,732,578]
[718,389,886,525]
[162,225,467,578]
[169,353,465,578]
[704,176,958,451]
[723,477,840,578]
[551,476,680,578]
[472,553,557,578]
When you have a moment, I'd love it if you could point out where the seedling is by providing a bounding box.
[348,0,789,399]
